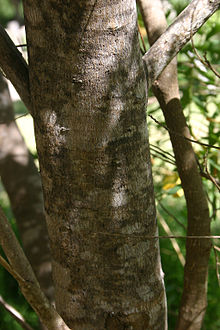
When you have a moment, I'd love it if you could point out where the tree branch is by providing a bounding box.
[138,0,213,328]
[0,295,34,330]
[0,24,32,111]
[0,207,70,330]
[143,0,220,85]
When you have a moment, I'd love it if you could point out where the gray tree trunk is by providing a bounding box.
[23,0,167,328]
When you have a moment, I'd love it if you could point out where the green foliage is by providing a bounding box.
[0,197,39,329]
[0,0,15,26]
[0,1,219,329]
[0,0,23,27]
[140,2,220,329]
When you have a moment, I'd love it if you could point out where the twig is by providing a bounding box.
[0,112,29,124]
[191,34,220,79]
[213,246,220,286]
[150,144,176,165]
[150,150,176,166]
[138,24,147,53]
[200,169,220,192]
[0,254,26,284]
[158,212,185,266]
[142,0,220,84]
[0,206,70,330]
[0,25,31,112]
[204,151,220,192]
[16,44,27,48]
[157,200,186,231]
[92,232,220,239]
[195,154,220,192]
[148,114,220,150]
[150,144,175,160]
[15,113,29,120]
[0,295,34,330]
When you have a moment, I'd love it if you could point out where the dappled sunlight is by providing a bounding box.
[111,178,127,208]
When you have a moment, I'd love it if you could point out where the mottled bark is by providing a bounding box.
[138,0,211,329]
[142,0,220,85]
[1,1,218,111]
[0,74,53,301]
[22,0,167,329]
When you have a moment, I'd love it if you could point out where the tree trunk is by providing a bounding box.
[138,1,212,329]
[23,0,167,328]
[0,74,53,301]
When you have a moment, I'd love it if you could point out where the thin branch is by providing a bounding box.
[150,151,176,165]
[0,207,70,330]
[16,44,28,48]
[0,254,26,284]
[158,212,185,266]
[0,112,29,124]
[199,169,220,191]
[213,246,220,286]
[138,24,147,53]
[151,144,175,160]
[92,232,220,239]
[195,154,220,191]
[191,35,220,79]
[142,0,220,84]
[0,25,32,112]
[150,144,176,165]
[15,113,29,120]
[157,200,186,231]
[204,152,220,192]
[0,295,34,330]
[203,53,220,78]
[148,114,220,150]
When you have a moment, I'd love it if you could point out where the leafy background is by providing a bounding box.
[0,0,219,329]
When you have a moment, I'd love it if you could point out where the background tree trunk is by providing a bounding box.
[23,0,167,328]
[138,1,212,329]
[0,74,53,301]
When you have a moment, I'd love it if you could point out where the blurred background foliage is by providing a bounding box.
[0,0,219,329]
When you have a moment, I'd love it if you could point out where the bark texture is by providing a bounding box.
[23,0,167,329]
[0,1,218,107]
[138,0,212,329]
[142,0,220,84]
[0,74,53,301]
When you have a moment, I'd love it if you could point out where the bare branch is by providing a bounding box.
[191,35,220,78]
[0,25,32,111]
[157,200,186,231]
[0,254,26,284]
[0,207,70,330]
[143,0,220,84]
[213,246,220,286]
[138,1,214,327]
[0,295,34,330]
[158,212,185,266]
[148,114,220,150]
